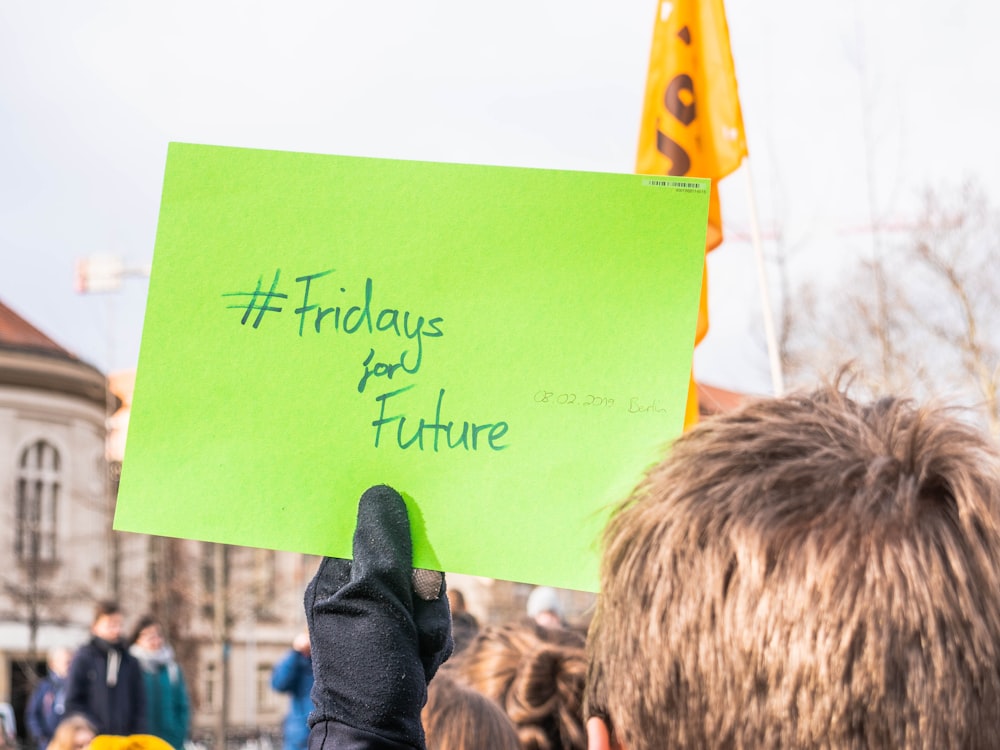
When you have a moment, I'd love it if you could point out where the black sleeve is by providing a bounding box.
[129,659,147,734]
[308,719,417,750]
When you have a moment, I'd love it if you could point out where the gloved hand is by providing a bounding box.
[305,485,454,750]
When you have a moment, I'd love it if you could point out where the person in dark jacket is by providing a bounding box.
[129,616,190,750]
[26,646,73,750]
[65,600,146,736]
[271,631,314,750]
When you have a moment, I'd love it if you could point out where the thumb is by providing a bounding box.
[350,485,414,590]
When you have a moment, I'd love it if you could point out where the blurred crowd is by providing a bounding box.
[2,582,587,750]
[2,606,189,750]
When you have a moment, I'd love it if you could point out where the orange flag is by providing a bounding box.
[636,0,747,428]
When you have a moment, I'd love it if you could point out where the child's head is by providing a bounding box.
[47,646,73,678]
[586,386,1000,749]
[422,674,520,750]
[451,621,587,750]
[47,715,96,750]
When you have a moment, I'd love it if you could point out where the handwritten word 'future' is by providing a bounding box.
[372,385,509,452]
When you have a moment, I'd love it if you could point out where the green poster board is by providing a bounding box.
[115,143,709,592]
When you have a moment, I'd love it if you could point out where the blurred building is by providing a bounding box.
[0,301,112,742]
[0,300,311,745]
[105,369,317,744]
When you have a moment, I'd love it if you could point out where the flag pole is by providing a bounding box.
[743,157,785,396]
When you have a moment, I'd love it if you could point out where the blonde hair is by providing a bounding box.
[46,716,96,750]
[422,674,520,750]
[451,622,587,750]
[587,386,1000,749]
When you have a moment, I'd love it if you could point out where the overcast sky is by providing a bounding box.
[2,0,998,394]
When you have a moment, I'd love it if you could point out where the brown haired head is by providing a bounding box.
[46,715,96,750]
[586,385,1000,749]
[129,614,160,646]
[92,600,120,624]
[451,621,587,750]
[422,673,520,750]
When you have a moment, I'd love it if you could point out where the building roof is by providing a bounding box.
[107,369,135,462]
[0,299,76,358]
[0,298,111,409]
[697,381,749,415]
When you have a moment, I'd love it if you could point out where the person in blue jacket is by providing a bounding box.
[26,646,73,750]
[129,615,190,750]
[271,631,313,750]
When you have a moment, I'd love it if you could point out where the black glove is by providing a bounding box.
[305,485,454,750]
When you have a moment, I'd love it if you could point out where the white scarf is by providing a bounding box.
[129,644,180,684]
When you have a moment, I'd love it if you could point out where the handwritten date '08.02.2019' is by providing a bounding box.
[533,391,668,415]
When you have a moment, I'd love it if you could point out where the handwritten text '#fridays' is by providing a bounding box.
[222,269,510,453]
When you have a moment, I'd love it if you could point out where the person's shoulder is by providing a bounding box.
[121,647,142,662]
[288,651,312,674]
[281,648,309,665]
[27,681,48,706]
[122,651,145,677]
[83,638,112,655]
[69,643,99,667]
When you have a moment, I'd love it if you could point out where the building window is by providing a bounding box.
[200,542,215,619]
[254,549,277,619]
[256,663,279,713]
[203,662,217,712]
[15,440,61,565]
